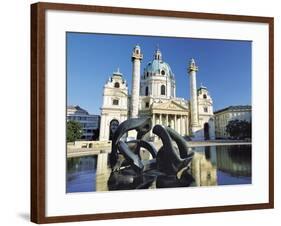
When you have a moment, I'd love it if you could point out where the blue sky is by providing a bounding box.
[67,32,251,114]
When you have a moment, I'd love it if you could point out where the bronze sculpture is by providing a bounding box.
[108,117,195,190]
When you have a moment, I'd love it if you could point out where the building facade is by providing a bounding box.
[214,105,252,139]
[99,45,215,141]
[67,105,100,140]
[99,69,129,140]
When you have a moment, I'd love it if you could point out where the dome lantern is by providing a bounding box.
[143,48,174,80]
[154,48,162,61]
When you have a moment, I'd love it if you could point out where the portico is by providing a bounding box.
[149,100,189,136]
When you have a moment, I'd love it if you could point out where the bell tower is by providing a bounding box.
[99,69,128,141]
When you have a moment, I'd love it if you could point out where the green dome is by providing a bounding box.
[143,49,175,79]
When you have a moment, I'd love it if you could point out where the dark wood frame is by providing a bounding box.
[31,2,274,224]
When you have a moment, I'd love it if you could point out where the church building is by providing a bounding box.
[99,45,215,141]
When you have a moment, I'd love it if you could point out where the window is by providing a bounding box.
[145,86,149,96]
[145,102,149,108]
[114,82,120,88]
[113,99,119,105]
[161,70,165,75]
[203,94,207,99]
[161,85,166,95]
[204,107,208,113]
[136,49,139,54]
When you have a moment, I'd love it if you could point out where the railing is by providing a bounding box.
[67,148,111,158]
[67,140,112,158]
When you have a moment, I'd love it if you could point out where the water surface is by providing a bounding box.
[66,145,251,193]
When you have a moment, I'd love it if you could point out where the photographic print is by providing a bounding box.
[66,33,252,193]
[31,3,273,222]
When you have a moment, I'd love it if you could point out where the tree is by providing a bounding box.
[226,119,251,139]
[67,121,83,142]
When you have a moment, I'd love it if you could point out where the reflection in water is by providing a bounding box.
[66,145,252,193]
[191,146,217,186]
[107,168,195,190]
[190,145,251,186]
[67,156,97,193]
[216,145,252,185]
[217,145,251,177]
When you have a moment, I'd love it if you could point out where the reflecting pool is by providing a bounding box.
[66,145,251,193]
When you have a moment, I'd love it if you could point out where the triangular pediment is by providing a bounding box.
[152,100,188,111]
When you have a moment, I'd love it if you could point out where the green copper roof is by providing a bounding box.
[144,49,174,79]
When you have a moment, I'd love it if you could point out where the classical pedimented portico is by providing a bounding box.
[148,100,189,136]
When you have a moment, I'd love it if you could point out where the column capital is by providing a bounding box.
[132,45,143,61]
[188,58,198,73]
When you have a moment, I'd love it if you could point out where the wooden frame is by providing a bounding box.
[31,2,274,223]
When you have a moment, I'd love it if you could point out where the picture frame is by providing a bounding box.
[31,2,274,223]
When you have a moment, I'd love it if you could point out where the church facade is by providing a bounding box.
[99,45,215,141]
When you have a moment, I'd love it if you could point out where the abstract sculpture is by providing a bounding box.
[108,117,195,190]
